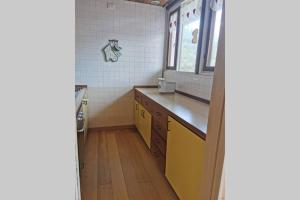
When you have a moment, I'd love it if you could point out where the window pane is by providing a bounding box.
[178,0,201,73]
[167,11,178,68]
[206,3,223,67]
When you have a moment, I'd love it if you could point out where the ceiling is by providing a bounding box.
[126,0,170,7]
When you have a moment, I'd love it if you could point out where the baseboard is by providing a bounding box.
[88,124,136,132]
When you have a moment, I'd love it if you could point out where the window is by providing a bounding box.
[165,0,224,73]
[177,0,201,72]
[203,0,223,71]
[166,9,180,69]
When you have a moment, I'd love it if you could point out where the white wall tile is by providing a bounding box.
[164,70,214,101]
[76,0,165,128]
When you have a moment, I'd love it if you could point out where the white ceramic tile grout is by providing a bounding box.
[76,0,165,127]
[164,70,214,100]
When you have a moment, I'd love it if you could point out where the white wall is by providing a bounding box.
[75,0,165,128]
[164,70,214,100]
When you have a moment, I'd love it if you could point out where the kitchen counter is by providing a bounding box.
[135,88,210,138]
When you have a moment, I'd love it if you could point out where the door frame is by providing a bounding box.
[199,2,225,200]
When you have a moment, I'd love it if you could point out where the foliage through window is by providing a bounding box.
[166,0,224,73]
[167,10,179,69]
[177,0,201,72]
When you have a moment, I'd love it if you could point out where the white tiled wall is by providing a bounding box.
[76,0,165,128]
[164,70,214,100]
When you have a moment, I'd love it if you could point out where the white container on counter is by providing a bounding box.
[158,78,176,93]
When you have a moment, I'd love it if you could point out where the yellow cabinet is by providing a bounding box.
[143,106,152,148]
[165,116,205,200]
[137,103,152,149]
[134,100,141,132]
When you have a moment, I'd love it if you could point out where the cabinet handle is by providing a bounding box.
[156,112,161,117]
[141,110,145,118]
[167,120,171,132]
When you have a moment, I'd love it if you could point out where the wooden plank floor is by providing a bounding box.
[80,128,178,200]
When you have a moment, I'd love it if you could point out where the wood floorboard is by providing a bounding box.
[97,131,112,200]
[106,131,130,200]
[115,129,152,200]
[99,184,114,200]
[130,129,179,200]
[81,128,178,200]
[139,182,161,200]
[81,132,98,200]
[98,132,111,185]
[118,130,149,182]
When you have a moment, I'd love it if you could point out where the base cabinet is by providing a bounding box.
[134,101,152,149]
[166,116,206,200]
[135,89,207,200]
[134,100,141,132]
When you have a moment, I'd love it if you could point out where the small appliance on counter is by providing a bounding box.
[158,78,176,93]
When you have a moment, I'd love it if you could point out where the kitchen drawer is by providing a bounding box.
[135,90,142,103]
[152,103,168,128]
[151,129,166,156]
[150,142,166,173]
[152,117,167,141]
[141,94,154,114]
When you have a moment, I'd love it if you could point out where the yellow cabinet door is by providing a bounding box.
[139,105,152,149]
[143,108,152,148]
[165,116,205,200]
[139,105,145,138]
[139,105,146,138]
[134,101,140,132]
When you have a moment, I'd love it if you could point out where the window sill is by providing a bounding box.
[198,70,214,77]
[164,69,214,77]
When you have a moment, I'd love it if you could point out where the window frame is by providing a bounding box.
[176,1,204,74]
[202,2,223,72]
[166,8,181,70]
[202,7,215,72]
[195,0,208,73]
[165,0,222,74]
